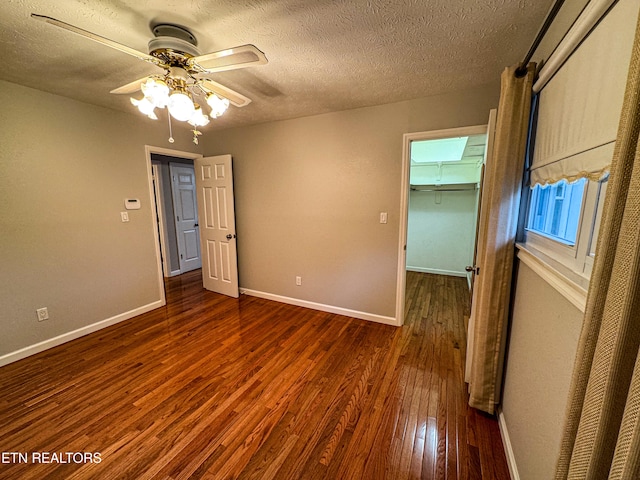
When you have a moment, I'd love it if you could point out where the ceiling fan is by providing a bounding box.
[31,14,268,143]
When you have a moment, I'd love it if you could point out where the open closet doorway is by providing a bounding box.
[396,119,495,324]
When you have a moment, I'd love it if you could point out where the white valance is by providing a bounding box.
[530,0,638,186]
[530,142,614,186]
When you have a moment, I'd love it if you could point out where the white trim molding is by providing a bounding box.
[497,407,521,480]
[516,244,588,312]
[0,300,164,367]
[240,289,400,326]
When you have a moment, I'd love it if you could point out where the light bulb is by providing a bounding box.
[141,78,169,108]
[168,91,195,122]
[206,93,230,118]
[189,105,210,127]
[130,97,158,120]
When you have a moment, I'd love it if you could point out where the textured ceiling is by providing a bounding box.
[0,0,554,130]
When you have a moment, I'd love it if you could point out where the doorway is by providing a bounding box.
[396,125,489,324]
[151,154,202,277]
[145,146,203,305]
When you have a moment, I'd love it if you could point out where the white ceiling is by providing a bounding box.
[0,0,554,130]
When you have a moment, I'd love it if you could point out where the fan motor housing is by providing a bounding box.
[148,24,200,59]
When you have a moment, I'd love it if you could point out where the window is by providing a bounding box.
[523,177,607,279]
[527,178,587,245]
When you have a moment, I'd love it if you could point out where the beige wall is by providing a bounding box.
[407,190,478,276]
[502,261,583,479]
[0,80,201,360]
[202,83,499,318]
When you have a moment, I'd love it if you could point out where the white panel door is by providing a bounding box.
[194,155,239,298]
[170,163,202,273]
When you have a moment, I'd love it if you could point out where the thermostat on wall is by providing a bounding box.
[124,198,141,210]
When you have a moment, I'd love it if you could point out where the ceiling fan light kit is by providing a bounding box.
[130,96,158,120]
[207,93,230,118]
[140,78,169,108]
[31,14,268,145]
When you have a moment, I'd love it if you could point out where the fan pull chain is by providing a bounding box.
[167,112,174,144]
[192,128,201,145]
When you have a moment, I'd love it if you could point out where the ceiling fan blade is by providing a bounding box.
[189,44,267,73]
[31,14,163,67]
[199,79,252,107]
[110,77,151,95]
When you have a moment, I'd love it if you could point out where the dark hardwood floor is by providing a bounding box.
[0,270,510,479]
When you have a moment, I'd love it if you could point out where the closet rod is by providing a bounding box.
[410,187,477,192]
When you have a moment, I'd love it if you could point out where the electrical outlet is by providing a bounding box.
[296,276,302,286]
[36,307,49,322]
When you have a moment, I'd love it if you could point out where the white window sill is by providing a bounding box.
[515,243,588,312]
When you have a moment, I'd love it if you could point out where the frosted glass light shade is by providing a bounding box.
[189,105,210,127]
[130,97,158,120]
[207,93,230,118]
[168,91,195,121]
[141,78,169,108]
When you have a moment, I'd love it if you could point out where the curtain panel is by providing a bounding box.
[555,9,640,479]
[467,63,535,414]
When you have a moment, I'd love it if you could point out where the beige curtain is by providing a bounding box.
[468,63,536,414]
[555,12,640,480]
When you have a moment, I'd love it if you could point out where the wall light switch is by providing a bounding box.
[121,212,129,222]
[380,212,388,224]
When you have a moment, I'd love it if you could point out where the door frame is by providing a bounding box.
[145,145,203,305]
[151,163,171,278]
[396,124,489,325]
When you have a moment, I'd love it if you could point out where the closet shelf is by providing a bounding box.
[410,182,478,192]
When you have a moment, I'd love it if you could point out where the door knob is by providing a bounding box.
[465,265,480,275]
[226,234,236,239]
[194,223,199,227]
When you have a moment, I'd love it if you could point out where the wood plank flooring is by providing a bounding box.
[0,271,510,479]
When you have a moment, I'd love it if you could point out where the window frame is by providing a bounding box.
[523,177,606,280]
[526,178,587,245]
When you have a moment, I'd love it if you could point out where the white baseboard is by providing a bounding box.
[497,407,520,480]
[406,266,467,277]
[0,300,165,367]
[240,288,401,327]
